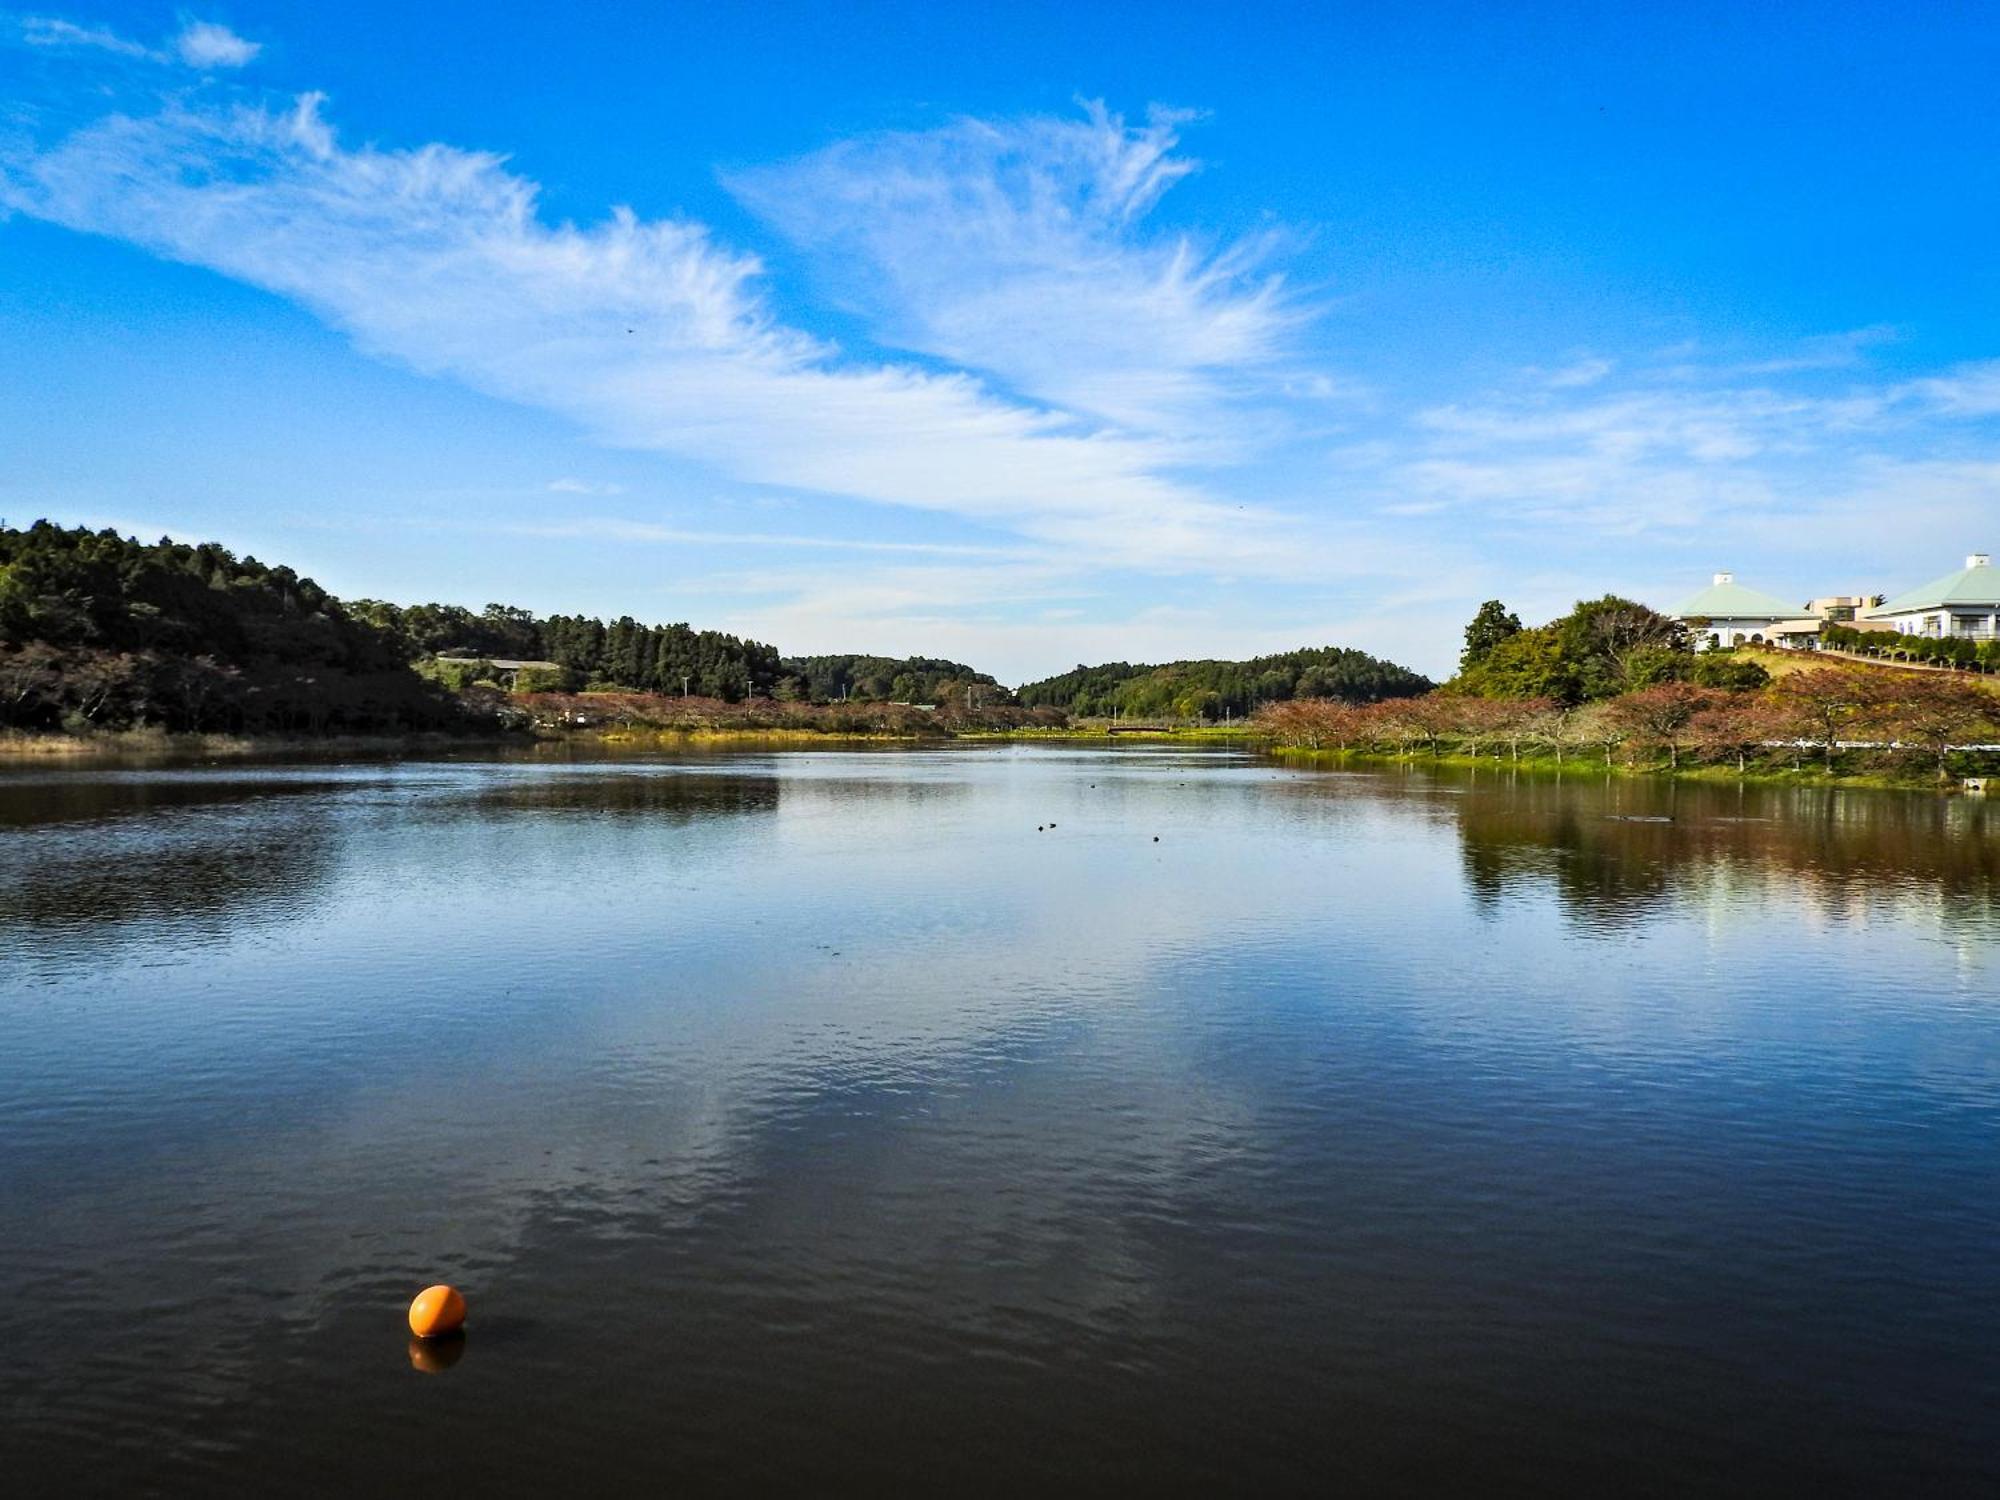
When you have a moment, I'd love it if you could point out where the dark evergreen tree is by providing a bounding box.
[1460,600,1523,672]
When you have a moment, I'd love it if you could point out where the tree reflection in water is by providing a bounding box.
[1445,768,1998,933]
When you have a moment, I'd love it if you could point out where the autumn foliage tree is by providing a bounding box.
[1496,698,1558,762]
[1689,695,1784,774]
[1769,669,1888,771]
[1605,682,1712,769]
[1884,677,2000,781]
[1256,670,1999,784]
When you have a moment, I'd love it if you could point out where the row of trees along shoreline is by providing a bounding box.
[1256,675,2000,781]
[1258,595,2000,782]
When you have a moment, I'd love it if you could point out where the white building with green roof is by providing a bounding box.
[1864,554,1998,640]
[1669,572,1801,650]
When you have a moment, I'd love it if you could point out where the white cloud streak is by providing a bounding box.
[496,518,1026,558]
[0,89,1310,574]
[726,103,1306,439]
[20,15,156,58]
[1380,352,2000,535]
[17,14,260,68]
[1897,360,2000,417]
[175,19,259,69]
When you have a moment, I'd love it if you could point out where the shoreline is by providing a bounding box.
[1265,743,1990,793]
[538,725,1259,748]
[4,725,1986,793]
[0,729,527,763]
[0,723,1249,762]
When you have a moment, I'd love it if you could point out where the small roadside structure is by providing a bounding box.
[1769,618,1828,649]
[1670,572,1800,650]
[1864,554,1999,642]
[433,656,565,689]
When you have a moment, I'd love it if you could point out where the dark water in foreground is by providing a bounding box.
[1,746,1997,1495]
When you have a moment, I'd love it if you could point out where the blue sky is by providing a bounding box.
[3,3,1997,681]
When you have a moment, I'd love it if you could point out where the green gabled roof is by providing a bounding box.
[1670,577,1798,620]
[1867,557,1998,616]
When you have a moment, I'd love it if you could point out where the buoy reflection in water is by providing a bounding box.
[407,1335,466,1375]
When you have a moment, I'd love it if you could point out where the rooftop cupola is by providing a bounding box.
[1713,571,1734,585]
[1969,554,1991,569]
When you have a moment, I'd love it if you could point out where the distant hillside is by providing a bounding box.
[1017,647,1434,721]
[780,654,1006,706]
[1738,644,2000,696]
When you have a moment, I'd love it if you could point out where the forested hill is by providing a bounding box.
[1016,648,1434,720]
[0,520,462,733]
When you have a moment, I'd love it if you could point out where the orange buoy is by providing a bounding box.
[407,1284,467,1339]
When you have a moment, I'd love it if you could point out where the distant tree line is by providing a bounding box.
[1252,593,2000,782]
[346,600,1007,706]
[1016,647,1433,721]
[1820,623,2000,671]
[780,655,1004,706]
[513,689,1062,736]
[1258,669,2000,782]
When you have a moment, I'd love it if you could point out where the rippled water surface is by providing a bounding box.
[2,745,1997,1494]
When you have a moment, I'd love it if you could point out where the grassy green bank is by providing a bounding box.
[8,722,1983,796]
[546,722,1260,747]
[952,724,1258,743]
[1266,743,1996,792]
[0,721,1259,760]
[0,728,523,763]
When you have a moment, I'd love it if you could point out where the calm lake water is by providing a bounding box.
[2,745,1997,1494]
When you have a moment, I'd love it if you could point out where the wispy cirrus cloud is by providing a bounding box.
[726,103,1306,439]
[497,518,1025,558]
[0,81,1315,575]
[174,19,259,69]
[1376,344,2000,534]
[19,14,155,58]
[1535,355,1615,389]
[1896,359,2000,417]
[1726,323,1901,376]
[16,13,258,68]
